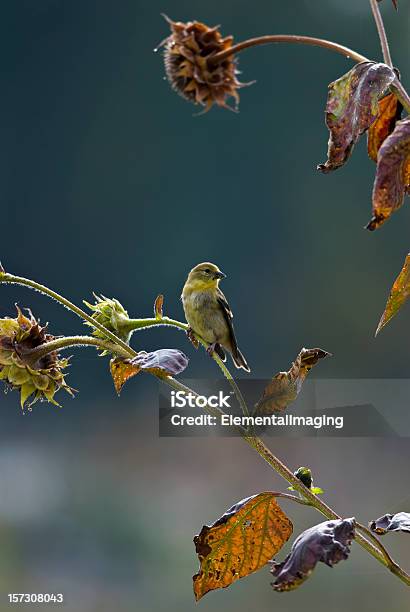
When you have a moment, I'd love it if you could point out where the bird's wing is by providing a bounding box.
[216,288,233,318]
[216,288,239,352]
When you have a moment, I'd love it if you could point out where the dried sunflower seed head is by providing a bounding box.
[160,16,246,112]
[0,306,74,409]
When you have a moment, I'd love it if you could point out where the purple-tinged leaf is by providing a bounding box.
[369,512,410,535]
[110,349,189,394]
[270,518,355,591]
[318,62,395,173]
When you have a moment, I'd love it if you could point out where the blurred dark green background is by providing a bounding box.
[0,1,410,610]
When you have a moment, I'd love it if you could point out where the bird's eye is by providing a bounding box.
[204,269,211,274]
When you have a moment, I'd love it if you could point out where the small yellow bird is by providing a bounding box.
[181,262,250,372]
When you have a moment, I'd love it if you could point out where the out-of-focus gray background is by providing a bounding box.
[0,1,409,610]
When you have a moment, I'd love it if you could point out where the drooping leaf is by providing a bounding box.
[287,467,324,495]
[254,348,331,416]
[154,294,164,319]
[193,493,293,601]
[318,62,395,173]
[369,512,410,535]
[110,359,140,394]
[367,92,402,161]
[367,117,410,230]
[375,253,410,335]
[110,348,189,394]
[270,518,355,592]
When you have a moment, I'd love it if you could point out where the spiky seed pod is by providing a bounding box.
[0,306,73,409]
[84,294,131,345]
[162,17,244,111]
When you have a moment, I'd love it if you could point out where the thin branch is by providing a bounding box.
[269,492,312,506]
[24,335,132,364]
[209,34,368,66]
[370,0,393,67]
[391,78,410,114]
[355,521,404,573]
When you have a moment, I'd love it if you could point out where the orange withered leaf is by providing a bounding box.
[367,116,410,230]
[318,62,395,173]
[110,359,140,394]
[193,493,293,601]
[254,348,331,416]
[154,294,164,319]
[110,349,189,394]
[375,253,410,335]
[367,92,402,162]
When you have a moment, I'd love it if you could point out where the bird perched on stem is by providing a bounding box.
[181,262,250,372]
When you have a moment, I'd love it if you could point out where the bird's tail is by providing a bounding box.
[214,343,226,362]
[232,347,250,372]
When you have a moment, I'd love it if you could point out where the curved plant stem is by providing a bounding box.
[391,79,410,115]
[25,335,132,364]
[0,273,135,357]
[209,34,368,65]
[122,316,189,334]
[355,521,404,573]
[268,491,311,507]
[370,0,393,67]
[368,0,410,116]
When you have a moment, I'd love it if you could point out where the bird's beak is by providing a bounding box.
[213,270,226,280]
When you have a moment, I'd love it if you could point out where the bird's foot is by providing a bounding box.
[206,343,217,357]
[186,327,199,349]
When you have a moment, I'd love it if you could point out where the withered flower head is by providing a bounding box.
[161,16,245,111]
[84,294,131,344]
[0,306,73,409]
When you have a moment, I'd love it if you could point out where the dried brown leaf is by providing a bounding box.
[154,294,164,319]
[254,348,331,416]
[318,62,395,173]
[367,117,410,230]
